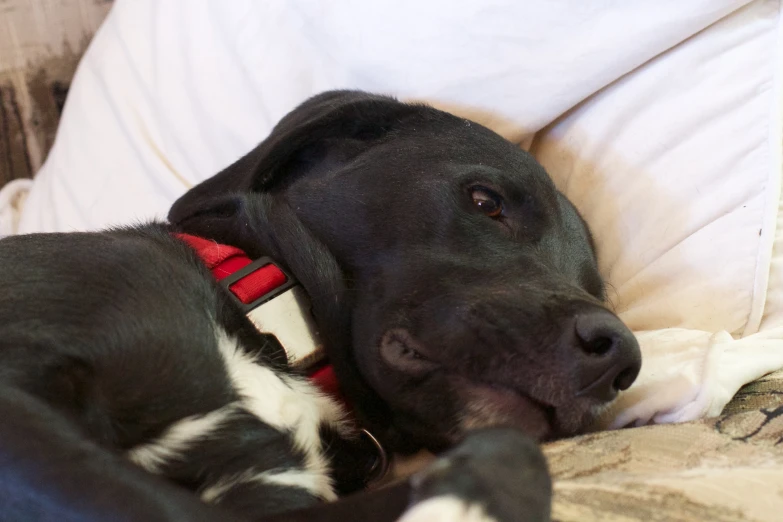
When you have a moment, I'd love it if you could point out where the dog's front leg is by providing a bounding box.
[398,428,552,522]
[260,428,551,522]
[0,385,243,522]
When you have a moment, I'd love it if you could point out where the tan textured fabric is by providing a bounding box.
[546,370,783,522]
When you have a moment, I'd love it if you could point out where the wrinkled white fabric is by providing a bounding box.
[603,328,783,427]
[1,0,781,430]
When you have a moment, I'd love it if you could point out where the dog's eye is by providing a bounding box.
[470,187,504,218]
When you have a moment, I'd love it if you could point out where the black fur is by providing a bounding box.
[171,90,641,450]
[0,90,640,522]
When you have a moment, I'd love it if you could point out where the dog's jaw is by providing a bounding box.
[358,325,615,446]
[456,381,554,442]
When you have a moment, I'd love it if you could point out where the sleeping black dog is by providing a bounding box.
[0,91,641,522]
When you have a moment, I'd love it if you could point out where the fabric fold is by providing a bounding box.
[605,327,783,428]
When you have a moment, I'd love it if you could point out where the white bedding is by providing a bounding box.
[2,0,782,429]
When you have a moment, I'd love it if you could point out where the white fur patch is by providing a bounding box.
[398,496,497,522]
[201,467,337,503]
[214,329,350,497]
[128,328,350,502]
[127,405,236,473]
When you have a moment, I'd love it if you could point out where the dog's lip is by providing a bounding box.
[454,377,558,441]
[379,329,567,439]
[477,380,554,411]
[381,329,559,436]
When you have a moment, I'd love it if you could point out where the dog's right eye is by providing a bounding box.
[470,187,504,218]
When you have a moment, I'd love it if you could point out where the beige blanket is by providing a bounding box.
[547,370,783,522]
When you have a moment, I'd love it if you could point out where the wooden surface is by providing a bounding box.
[0,0,113,188]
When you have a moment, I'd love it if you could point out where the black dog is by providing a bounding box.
[0,91,640,521]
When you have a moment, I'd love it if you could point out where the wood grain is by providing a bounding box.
[0,0,113,187]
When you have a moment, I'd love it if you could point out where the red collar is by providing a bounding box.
[176,233,341,400]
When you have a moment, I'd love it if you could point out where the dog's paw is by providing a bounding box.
[398,428,551,522]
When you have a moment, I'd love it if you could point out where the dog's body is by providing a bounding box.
[0,91,641,521]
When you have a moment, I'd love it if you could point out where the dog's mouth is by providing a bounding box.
[454,378,558,441]
[378,328,562,441]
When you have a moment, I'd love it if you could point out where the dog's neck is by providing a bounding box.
[177,233,390,486]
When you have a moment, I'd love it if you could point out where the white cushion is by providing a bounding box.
[4,0,781,428]
[532,0,783,425]
[14,0,747,231]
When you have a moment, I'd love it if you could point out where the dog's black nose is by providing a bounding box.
[573,308,641,402]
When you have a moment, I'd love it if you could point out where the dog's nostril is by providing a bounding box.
[613,367,637,392]
[580,335,614,356]
[576,316,620,358]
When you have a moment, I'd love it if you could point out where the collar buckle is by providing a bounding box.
[221,257,325,371]
[219,256,297,311]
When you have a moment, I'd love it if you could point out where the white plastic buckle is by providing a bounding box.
[245,286,325,370]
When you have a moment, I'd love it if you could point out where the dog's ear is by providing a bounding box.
[168,90,419,443]
[169,90,420,227]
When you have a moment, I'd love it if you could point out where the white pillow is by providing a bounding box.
[532,0,783,425]
[6,0,781,427]
[15,0,747,232]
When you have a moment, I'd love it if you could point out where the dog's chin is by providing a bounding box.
[454,379,556,441]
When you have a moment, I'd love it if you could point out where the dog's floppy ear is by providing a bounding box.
[169,90,420,226]
[168,91,414,441]
[174,192,397,444]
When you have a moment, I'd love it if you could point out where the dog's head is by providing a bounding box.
[170,91,641,452]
